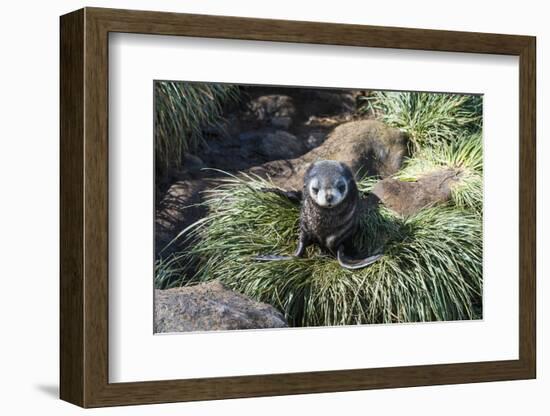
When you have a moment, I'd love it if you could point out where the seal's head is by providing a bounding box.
[304,160,355,208]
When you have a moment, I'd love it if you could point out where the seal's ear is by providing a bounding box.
[303,161,317,181]
[337,161,355,181]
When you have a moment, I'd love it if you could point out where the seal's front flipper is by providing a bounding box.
[252,254,295,262]
[260,188,302,204]
[337,246,382,270]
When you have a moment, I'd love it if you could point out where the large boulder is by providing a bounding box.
[239,129,305,160]
[301,90,358,116]
[372,168,460,216]
[313,120,408,177]
[250,119,408,189]
[154,281,288,333]
[260,130,305,160]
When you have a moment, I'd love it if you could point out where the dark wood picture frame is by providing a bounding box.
[60,7,536,408]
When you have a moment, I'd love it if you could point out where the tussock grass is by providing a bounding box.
[154,254,190,290]
[154,81,240,171]
[165,173,482,326]
[362,91,482,152]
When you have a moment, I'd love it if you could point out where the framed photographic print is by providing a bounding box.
[60,7,536,408]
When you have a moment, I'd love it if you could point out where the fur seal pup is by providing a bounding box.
[255,160,382,269]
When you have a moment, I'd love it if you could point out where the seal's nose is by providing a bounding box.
[326,193,334,203]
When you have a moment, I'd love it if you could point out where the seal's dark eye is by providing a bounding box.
[312,187,319,194]
[338,183,346,193]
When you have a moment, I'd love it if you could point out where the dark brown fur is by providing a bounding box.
[295,161,359,256]
[257,160,382,269]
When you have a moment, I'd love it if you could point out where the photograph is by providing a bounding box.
[153,82,484,333]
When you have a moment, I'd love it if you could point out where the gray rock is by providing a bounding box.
[270,116,293,130]
[154,281,288,332]
[238,129,305,160]
[305,131,327,149]
[371,168,460,216]
[182,153,206,172]
[238,130,261,142]
[307,90,357,115]
[315,119,409,178]
[247,95,296,129]
[260,130,304,160]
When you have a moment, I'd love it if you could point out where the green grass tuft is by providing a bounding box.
[154,81,240,171]
[361,91,482,152]
[154,253,190,290]
[165,173,482,326]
